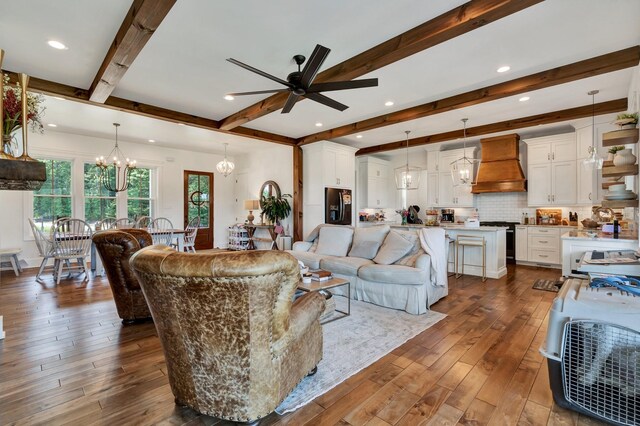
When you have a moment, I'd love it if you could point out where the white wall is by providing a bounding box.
[233,144,294,248]
[0,130,236,266]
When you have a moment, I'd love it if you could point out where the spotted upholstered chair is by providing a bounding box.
[92,229,153,323]
[130,248,325,424]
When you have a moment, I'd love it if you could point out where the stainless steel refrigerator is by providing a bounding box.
[325,188,352,225]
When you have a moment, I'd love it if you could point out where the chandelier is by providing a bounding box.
[216,143,235,177]
[95,123,136,193]
[450,118,478,193]
[394,131,421,190]
[582,90,604,170]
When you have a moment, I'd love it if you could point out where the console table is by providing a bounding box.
[245,224,278,250]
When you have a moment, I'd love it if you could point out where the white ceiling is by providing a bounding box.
[0,0,639,156]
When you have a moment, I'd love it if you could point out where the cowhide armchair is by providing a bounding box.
[92,229,153,323]
[130,247,325,424]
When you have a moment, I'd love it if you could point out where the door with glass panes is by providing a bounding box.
[184,171,214,250]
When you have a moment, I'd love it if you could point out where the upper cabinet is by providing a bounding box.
[324,147,354,188]
[525,134,577,206]
[425,148,476,207]
[358,157,391,209]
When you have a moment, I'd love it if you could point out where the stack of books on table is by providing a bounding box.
[309,269,332,282]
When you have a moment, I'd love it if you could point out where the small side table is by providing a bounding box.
[297,277,350,324]
[245,224,278,250]
[0,248,23,276]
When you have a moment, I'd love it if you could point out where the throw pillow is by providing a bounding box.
[348,225,389,259]
[315,226,354,257]
[373,231,414,265]
[348,240,381,259]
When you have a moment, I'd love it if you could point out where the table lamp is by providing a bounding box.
[244,199,260,224]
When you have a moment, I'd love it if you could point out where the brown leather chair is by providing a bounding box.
[130,247,325,424]
[92,229,153,324]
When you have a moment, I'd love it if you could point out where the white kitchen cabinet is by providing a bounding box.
[576,163,596,205]
[551,160,577,205]
[527,227,561,265]
[437,171,454,207]
[427,172,439,206]
[525,134,577,206]
[325,148,353,188]
[515,226,528,261]
[426,151,439,172]
[527,163,552,205]
[358,157,390,209]
[527,134,576,164]
[438,151,459,174]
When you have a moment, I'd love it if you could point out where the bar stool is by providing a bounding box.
[455,234,486,282]
[445,234,455,277]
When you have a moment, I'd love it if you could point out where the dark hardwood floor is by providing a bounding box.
[0,264,606,425]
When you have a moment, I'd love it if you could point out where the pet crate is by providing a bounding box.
[541,278,640,425]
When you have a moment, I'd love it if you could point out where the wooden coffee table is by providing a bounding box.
[297,277,350,323]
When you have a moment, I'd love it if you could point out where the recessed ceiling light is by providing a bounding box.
[224,95,234,101]
[47,123,57,127]
[47,40,67,50]
[177,123,185,126]
[497,65,511,73]
[384,101,394,107]
[356,135,363,139]
[148,139,155,143]
[519,96,530,102]
[53,96,65,101]
[315,122,323,127]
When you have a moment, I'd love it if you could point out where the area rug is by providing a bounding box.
[532,278,565,292]
[275,297,446,414]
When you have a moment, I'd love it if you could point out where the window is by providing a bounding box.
[33,159,72,232]
[127,168,154,221]
[84,163,116,229]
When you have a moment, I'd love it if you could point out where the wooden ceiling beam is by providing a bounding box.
[218,0,545,131]
[89,0,177,103]
[4,71,296,146]
[355,98,628,156]
[301,46,640,146]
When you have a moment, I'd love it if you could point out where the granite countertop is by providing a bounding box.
[516,224,578,228]
[388,224,507,231]
[561,230,639,242]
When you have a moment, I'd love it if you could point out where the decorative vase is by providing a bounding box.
[401,215,407,225]
[607,152,615,161]
[1,134,15,159]
[613,149,637,167]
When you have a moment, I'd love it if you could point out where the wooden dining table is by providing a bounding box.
[91,228,187,277]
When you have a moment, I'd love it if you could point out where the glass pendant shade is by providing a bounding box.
[395,130,421,190]
[450,118,478,189]
[216,143,235,177]
[582,90,603,171]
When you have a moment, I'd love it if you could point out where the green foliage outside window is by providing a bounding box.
[33,159,72,232]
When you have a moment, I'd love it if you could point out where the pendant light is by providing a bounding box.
[394,131,421,190]
[95,123,136,193]
[450,118,478,193]
[582,90,603,170]
[216,143,235,177]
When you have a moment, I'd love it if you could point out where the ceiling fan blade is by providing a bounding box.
[227,88,289,96]
[300,44,331,88]
[307,78,379,93]
[227,58,293,88]
[281,92,301,114]
[305,92,349,112]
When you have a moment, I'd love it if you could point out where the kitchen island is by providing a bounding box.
[561,230,639,276]
[388,224,507,279]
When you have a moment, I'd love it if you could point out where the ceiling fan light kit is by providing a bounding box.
[226,44,378,113]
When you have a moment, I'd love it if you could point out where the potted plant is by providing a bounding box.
[608,145,625,161]
[613,112,638,129]
[260,193,291,226]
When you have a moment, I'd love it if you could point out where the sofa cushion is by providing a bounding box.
[358,264,427,285]
[286,250,333,270]
[395,248,426,267]
[373,231,414,265]
[315,226,354,257]
[321,256,374,276]
[348,225,389,259]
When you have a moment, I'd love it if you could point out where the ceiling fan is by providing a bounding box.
[226,44,378,114]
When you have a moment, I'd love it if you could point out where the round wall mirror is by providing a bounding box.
[259,180,281,208]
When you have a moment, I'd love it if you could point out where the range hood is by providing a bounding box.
[472,134,527,193]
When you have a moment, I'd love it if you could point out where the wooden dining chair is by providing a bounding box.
[135,216,153,229]
[28,218,56,282]
[114,218,136,229]
[96,217,117,230]
[181,216,200,253]
[150,217,174,246]
[52,219,93,284]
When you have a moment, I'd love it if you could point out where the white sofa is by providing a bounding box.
[287,224,448,314]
